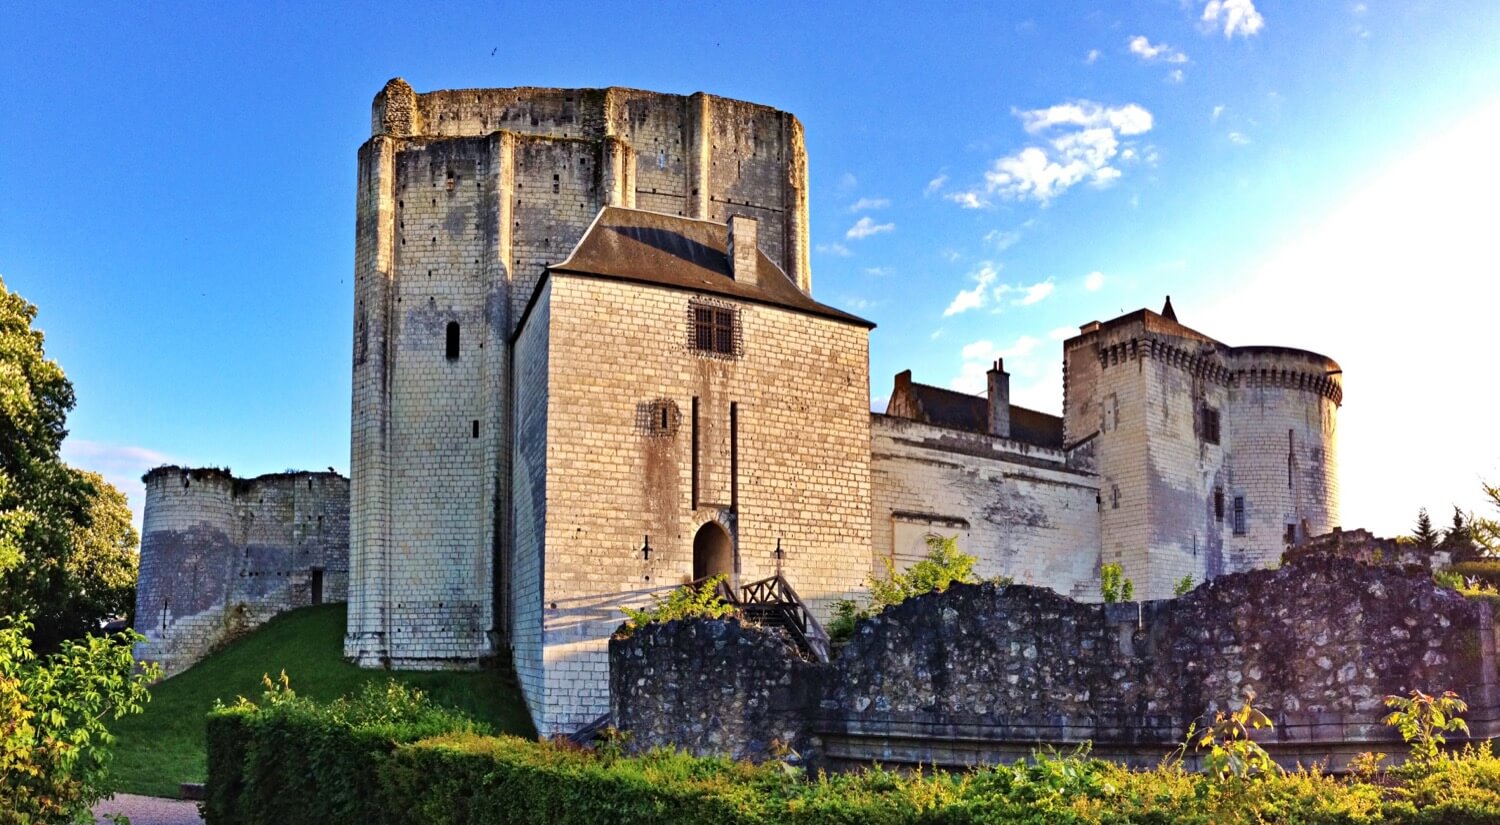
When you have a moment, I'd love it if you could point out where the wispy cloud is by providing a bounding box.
[846,216,895,240]
[837,172,858,191]
[924,173,949,195]
[1211,104,1226,122]
[864,266,893,276]
[951,335,1043,394]
[943,263,999,316]
[1202,0,1265,38]
[816,242,852,257]
[1085,49,1102,65]
[849,197,890,212]
[1228,131,1251,145]
[948,101,1154,206]
[60,439,176,529]
[983,229,1022,251]
[996,279,1055,307]
[1128,36,1189,63]
[841,295,878,311]
[1167,69,1185,84]
[1084,270,1105,291]
[1048,326,1076,341]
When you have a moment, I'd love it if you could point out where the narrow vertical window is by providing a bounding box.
[1214,488,1225,522]
[1233,496,1247,536]
[472,420,480,438]
[446,322,460,360]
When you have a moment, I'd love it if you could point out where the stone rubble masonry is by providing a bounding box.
[513,273,871,736]
[134,466,349,677]
[870,414,1102,599]
[347,79,814,673]
[612,551,1493,767]
[1060,311,1340,600]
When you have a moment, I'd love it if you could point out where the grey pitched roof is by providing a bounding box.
[546,207,873,328]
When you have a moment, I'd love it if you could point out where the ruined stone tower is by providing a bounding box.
[345,79,814,668]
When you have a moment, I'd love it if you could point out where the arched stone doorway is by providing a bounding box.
[692,521,734,581]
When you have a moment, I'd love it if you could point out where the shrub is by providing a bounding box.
[829,535,981,643]
[1173,575,1195,597]
[1384,689,1469,770]
[617,574,736,636]
[1101,562,1135,603]
[0,616,156,825]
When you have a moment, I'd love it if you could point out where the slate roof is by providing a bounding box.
[894,380,1065,449]
[545,206,873,328]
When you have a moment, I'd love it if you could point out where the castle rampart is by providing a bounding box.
[135,466,349,677]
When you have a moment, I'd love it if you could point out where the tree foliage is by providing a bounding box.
[0,278,138,650]
[617,574,736,636]
[0,616,157,824]
[1412,508,1438,550]
[1101,562,1135,603]
[867,533,978,610]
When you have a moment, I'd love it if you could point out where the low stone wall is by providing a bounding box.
[610,617,827,760]
[610,554,1498,768]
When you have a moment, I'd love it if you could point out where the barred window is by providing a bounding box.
[688,301,740,357]
[1232,495,1247,535]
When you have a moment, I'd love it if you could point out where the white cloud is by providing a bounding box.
[924,173,948,195]
[947,101,1155,206]
[1128,36,1189,63]
[1202,0,1265,38]
[942,263,998,316]
[837,172,858,191]
[841,295,877,312]
[1012,279,1055,306]
[816,242,851,257]
[849,197,890,212]
[1084,270,1105,291]
[864,266,893,276]
[940,248,962,263]
[1048,326,1076,341]
[930,329,944,340]
[983,229,1022,251]
[1167,69,1185,84]
[846,216,895,240]
[1228,131,1251,145]
[1211,104,1226,122]
[1085,49,1102,65]
[61,438,176,530]
[950,335,1043,394]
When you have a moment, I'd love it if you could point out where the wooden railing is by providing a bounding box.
[686,573,831,662]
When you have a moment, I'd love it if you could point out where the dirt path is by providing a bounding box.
[93,794,203,825]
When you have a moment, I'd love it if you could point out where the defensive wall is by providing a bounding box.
[135,466,349,677]
[612,550,1500,770]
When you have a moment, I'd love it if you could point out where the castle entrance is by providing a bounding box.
[692,522,733,581]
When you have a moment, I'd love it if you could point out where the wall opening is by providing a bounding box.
[692,522,733,582]
[446,322,461,360]
[311,568,324,605]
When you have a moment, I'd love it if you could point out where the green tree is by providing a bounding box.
[1413,507,1439,550]
[0,278,139,650]
[1100,562,1134,603]
[1441,506,1479,562]
[867,533,978,610]
[0,616,157,823]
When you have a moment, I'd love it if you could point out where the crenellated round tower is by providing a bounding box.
[1223,346,1342,569]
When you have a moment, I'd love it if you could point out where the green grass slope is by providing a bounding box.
[108,603,536,798]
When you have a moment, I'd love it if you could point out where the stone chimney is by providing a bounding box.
[728,215,759,287]
[987,360,1011,439]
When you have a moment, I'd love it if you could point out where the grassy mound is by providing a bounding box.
[108,603,534,798]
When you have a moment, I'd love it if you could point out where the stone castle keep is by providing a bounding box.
[134,80,1342,735]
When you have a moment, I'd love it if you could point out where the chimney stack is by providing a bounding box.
[728,215,759,287]
[987,360,1011,439]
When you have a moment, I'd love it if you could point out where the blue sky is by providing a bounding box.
[3,1,1498,536]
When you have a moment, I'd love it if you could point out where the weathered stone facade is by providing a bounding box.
[612,553,1496,769]
[134,467,349,677]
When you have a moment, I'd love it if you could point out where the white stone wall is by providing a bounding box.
[517,274,871,735]
[510,283,550,717]
[870,415,1101,600]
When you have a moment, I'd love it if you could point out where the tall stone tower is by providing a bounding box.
[345,79,812,668]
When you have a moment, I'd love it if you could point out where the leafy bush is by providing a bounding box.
[1173,575,1195,597]
[618,574,736,636]
[1384,689,1469,770]
[0,617,156,824]
[204,673,484,825]
[829,534,980,643]
[1101,562,1135,603]
[1193,694,1280,781]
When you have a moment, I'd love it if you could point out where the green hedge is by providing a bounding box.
[207,687,1500,825]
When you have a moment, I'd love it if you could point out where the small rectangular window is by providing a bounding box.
[472,420,480,438]
[446,322,461,360]
[1232,496,1247,535]
[1200,405,1220,445]
[1214,488,1224,522]
[1284,523,1298,545]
